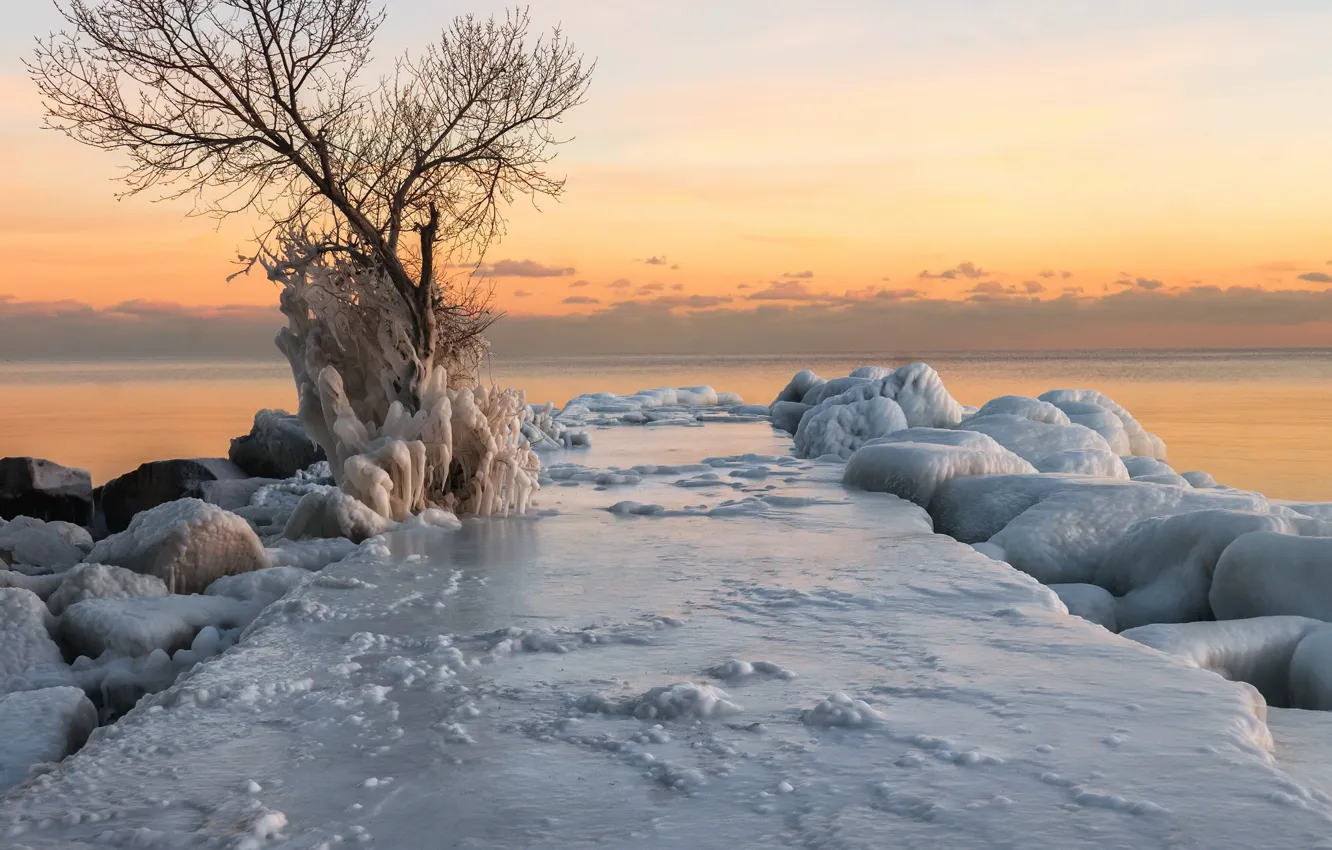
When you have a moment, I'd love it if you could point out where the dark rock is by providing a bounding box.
[0,458,93,526]
[229,409,325,479]
[97,458,249,534]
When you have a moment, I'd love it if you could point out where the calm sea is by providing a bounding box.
[1,350,1328,501]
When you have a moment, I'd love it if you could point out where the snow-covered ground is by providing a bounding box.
[6,422,1332,848]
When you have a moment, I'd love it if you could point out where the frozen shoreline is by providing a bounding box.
[6,423,1332,848]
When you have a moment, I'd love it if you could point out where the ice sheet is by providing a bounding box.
[6,424,1332,847]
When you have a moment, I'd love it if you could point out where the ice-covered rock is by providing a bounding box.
[929,473,1099,543]
[844,431,1036,507]
[46,563,170,617]
[60,594,261,659]
[772,369,825,405]
[988,481,1273,585]
[1122,616,1328,708]
[973,395,1071,426]
[0,588,65,681]
[1288,629,1332,711]
[794,397,908,460]
[0,516,92,572]
[229,409,326,479]
[1094,511,1299,631]
[1049,583,1118,631]
[956,414,1128,478]
[205,566,310,604]
[769,401,812,435]
[1182,470,1220,489]
[1211,533,1332,622]
[522,402,590,450]
[0,571,64,600]
[280,489,394,543]
[801,364,964,430]
[98,458,250,534]
[86,498,268,595]
[1046,400,1132,455]
[0,687,97,793]
[0,457,93,526]
[194,477,283,513]
[1038,389,1167,459]
[265,537,359,571]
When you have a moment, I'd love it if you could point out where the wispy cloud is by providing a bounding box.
[479,259,576,278]
[1298,272,1332,283]
[782,270,814,279]
[919,262,988,280]
[561,295,601,305]
[568,280,590,288]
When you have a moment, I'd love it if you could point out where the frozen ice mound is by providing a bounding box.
[1212,534,1332,622]
[1093,510,1301,631]
[0,686,97,793]
[988,481,1274,585]
[843,430,1036,507]
[794,397,908,460]
[1122,616,1331,711]
[1049,583,1118,631]
[971,394,1071,426]
[0,516,93,572]
[1038,389,1167,459]
[46,563,170,617]
[280,490,393,543]
[802,692,885,727]
[86,498,268,595]
[0,588,65,681]
[60,594,262,659]
[957,413,1129,478]
[627,682,744,720]
[205,566,312,604]
[557,385,744,427]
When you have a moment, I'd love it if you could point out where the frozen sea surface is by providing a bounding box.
[6,423,1332,848]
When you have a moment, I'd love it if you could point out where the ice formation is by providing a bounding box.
[0,686,97,792]
[1211,533,1332,622]
[843,431,1035,507]
[46,563,170,617]
[87,498,268,594]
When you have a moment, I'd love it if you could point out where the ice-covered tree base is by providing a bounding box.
[270,244,540,524]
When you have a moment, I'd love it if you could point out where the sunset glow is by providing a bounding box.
[3,0,1331,350]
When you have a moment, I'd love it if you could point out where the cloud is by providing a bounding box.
[1024,281,1046,294]
[513,289,532,297]
[641,256,667,266]
[670,283,684,291]
[606,278,632,289]
[1298,272,1332,283]
[485,285,1332,357]
[670,264,681,270]
[782,270,814,279]
[648,294,734,309]
[3,286,1331,360]
[561,295,601,305]
[569,280,590,288]
[919,262,987,280]
[636,283,666,295]
[747,280,823,301]
[966,281,1024,301]
[736,283,751,290]
[478,259,576,278]
[1115,277,1164,291]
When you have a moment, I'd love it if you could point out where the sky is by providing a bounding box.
[1,0,1331,356]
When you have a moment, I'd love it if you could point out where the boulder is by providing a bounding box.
[229,409,326,480]
[0,516,92,572]
[59,594,260,659]
[0,687,97,793]
[46,563,171,617]
[85,498,268,595]
[0,457,93,526]
[0,588,66,681]
[98,458,250,534]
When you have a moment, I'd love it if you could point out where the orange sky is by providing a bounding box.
[2,1,1331,350]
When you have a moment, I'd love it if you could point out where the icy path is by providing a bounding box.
[7,424,1332,848]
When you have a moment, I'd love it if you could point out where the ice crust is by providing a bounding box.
[0,687,97,793]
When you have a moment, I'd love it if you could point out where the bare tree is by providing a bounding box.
[30,0,592,519]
